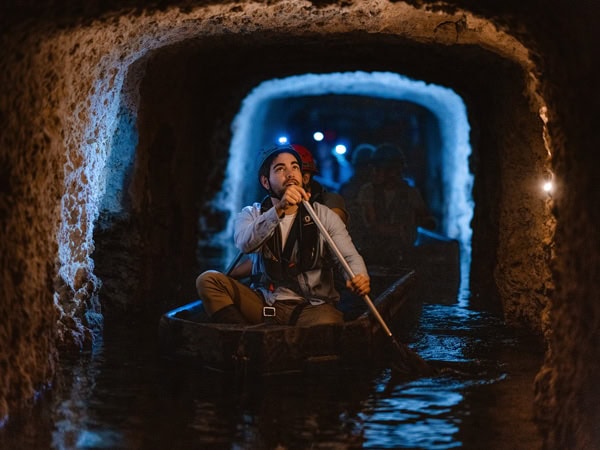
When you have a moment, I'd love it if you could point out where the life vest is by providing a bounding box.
[255,196,321,290]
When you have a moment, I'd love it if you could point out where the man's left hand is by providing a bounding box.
[346,273,370,296]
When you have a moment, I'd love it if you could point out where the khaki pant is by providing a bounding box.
[196,270,343,326]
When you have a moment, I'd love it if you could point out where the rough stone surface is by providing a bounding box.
[0,0,598,448]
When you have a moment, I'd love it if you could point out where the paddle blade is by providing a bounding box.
[387,336,437,378]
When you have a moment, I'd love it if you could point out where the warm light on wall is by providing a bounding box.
[542,169,554,196]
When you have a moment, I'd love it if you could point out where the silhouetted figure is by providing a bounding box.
[339,143,375,252]
[340,143,376,200]
[357,143,436,266]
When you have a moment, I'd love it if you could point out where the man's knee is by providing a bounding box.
[196,270,226,296]
[317,307,344,325]
[196,270,235,316]
[297,304,343,326]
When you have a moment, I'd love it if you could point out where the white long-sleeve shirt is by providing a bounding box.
[234,201,367,305]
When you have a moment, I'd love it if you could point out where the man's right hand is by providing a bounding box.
[276,185,310,215]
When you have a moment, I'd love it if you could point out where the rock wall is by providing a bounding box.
[0,0,598,447]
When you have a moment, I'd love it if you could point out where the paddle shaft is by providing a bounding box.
[225,251,244,276]
[301,200,394,337]
[302,200,437,377]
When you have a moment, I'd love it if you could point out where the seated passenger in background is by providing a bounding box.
[339,143,376,200]
[339,143,375,254]
[357,143,436,266]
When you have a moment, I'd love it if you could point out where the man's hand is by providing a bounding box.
[277,185,310,214]
[346,273,371,296]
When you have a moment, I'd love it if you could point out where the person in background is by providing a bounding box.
[292,144,349,225]
[339,143,376,200]
[357,143,436,266]
[196,144,370,325]
[339,143,376,253]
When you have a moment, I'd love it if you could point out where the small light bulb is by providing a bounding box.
[277,136,288,144]
[313,131,324,142]
[334,144,347,155]
[543,181,553,192]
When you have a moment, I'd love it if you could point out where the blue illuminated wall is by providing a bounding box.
[217,71,473,289]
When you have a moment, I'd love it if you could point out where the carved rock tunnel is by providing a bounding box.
[94,33,551,326]
[0,2,598,448]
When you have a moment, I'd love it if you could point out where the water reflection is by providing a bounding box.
[0,303,543,450]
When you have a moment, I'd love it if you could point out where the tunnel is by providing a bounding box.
[0,1,598,448]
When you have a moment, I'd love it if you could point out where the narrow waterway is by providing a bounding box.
[0,296,543,450]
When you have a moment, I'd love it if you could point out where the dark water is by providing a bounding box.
[0,301,544,449]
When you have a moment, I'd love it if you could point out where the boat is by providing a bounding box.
[158,270,420,376]
[367,228,461,305]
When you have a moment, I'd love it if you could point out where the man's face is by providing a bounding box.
[261,152,302,197]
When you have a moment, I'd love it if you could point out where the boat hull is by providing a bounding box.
[159,271,418,375]
[369,229,461,304]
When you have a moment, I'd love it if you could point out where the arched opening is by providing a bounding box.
[90,29,550,328]
[215,72,473,299]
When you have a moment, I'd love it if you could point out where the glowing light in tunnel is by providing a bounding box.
[334,144,347,155]
[219,71,474,298]
[542,169,554,195]
[277,135,289,144]
[313,131,324,141]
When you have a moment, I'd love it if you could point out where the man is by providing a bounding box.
[196,144,370,325]
[357,143,436,265]
[228,143,349,280]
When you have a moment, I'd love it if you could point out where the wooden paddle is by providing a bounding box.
[224,250,244,276]
[302,200,435,377]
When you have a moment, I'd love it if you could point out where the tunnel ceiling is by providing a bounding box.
[150,32,517,94]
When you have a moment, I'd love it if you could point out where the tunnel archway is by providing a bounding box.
[214,71,474,296]
[87,10,551,334]
[4,2,599,448]
[0,0,572,443]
